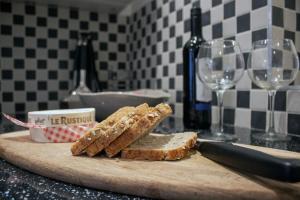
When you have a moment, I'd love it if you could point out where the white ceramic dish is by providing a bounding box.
[79,89,170,120]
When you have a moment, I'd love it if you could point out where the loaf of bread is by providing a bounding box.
[71,106,136,155]
[85,103,149,157]
[121,132,197,161]
[105,103,172,157]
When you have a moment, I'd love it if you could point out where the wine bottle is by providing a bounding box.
[183,5,211,129]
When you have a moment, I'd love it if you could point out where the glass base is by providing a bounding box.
[252,132,290,142]
[201,132,238,142]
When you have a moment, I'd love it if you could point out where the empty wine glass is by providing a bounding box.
[197,40,245,141]
[247,39,299,141]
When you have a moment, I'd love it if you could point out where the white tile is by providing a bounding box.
[297,0,300,11]
[272,26,284,41]
[200,0,212,12]
[265,111,287,134]
[236,73,252,90]
[211,106,219,125]
[235,108,251,128]
[223,89,236,108]
[272,0,284,8]
[202,25,212,41]
[250,89,268,110]
[287,90,300,113]
[223,17,236,37]
[175,76,183,90]
[235,31,252,52]
[284,9,297,31]
[211,5,223,24]
[251,7,268,30]
[235,0,251,16]
[175,103,183,118]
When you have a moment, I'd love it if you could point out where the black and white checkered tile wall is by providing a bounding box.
[0,0,127,120]
[126,0,300,135]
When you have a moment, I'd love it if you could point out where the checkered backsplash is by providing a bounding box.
[0,0,127,120]
[126,0,300,135]
[1,0,300,135]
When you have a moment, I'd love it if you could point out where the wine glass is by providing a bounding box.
[247,39,299,141]
[197,40,245,141]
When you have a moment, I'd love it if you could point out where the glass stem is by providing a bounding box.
[267,90,276,135]
[216,90,225,134]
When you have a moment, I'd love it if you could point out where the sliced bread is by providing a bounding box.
[71,106,135,155]
[105,103,172,158]
[85,103,150,157]
[121,132,197,161]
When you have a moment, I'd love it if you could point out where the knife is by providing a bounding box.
[197,140,300,182]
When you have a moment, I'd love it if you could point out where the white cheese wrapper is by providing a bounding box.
[28,108,95,142]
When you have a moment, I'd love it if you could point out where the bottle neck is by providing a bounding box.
[191,14,202,38]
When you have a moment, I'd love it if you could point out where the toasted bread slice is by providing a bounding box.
[121,132,197,161]
[71,106,135,155]
[85,103,149,157]
[105,103,172,157]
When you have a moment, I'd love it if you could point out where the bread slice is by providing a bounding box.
[105,103,172,158]
[85,103,150,157]
[71,106,136,155]
[121,132,197,161]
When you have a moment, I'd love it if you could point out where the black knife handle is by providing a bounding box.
[198,142,300,182]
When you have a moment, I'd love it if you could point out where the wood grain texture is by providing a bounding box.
[0,131,300,200]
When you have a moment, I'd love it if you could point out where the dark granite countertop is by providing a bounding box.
[1,117,300,200]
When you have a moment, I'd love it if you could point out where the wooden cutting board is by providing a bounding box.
[0,131,300,200]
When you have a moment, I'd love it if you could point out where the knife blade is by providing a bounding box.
[197,140,300,182]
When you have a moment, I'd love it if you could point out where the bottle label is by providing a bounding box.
[196,73,212,102]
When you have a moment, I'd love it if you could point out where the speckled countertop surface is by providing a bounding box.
[1,117,300,200]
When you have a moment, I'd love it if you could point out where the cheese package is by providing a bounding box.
[28,108,95,142]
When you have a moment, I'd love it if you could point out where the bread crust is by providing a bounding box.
[105,103,172,158]
[121,132,197,161]
[70,106,135,156]
[85,103,149,157]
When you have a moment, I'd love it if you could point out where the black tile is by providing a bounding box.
[99,42,108,50]
[118,62,126,70]
[272,91,286,111]
[169,25,175,38]
[237,91,250,108]
[151,68,156,78]
[237,13,250,33]
[38,81,47,90]
[176,91,183,103]
[151,0,156,10]
[49,91,58,101]
[109,33,117,42]
[152,22,156,33]
[38,102,48,110]
[252,0,267,10]
[48,6,58,17]
[212,23,222,39]
[26,49,35,58]
[109,52,117,61]
[48,49,57,58]
[59,60,68,69]
[59,81,69,90]
[202,11,211,26]
[25,4,35,15]
[184,0,191,5]
[90,12,98,21]
[37,38,47,48]
[0,1,11,12]
[2,70,13,79]
[251,111,266,130]
[26,70,35,79]
[59,19,68,28]
[169,78,175,89]
[252,28,267,42]
[169,51,175,63]
[156,79,162,89]
[176,9,183,22]
[224,1,235,19]
[80,21,89,30]
[285,0,295,10]
[212,0,222,7]
[297,13,300,31]
[26,92,36,101]
[224,108,235,125]
[176,36,182,49]
[69,30,78,39]
[70,9,78,19]
[59,40,68,49]
[15,103,25,112]
[156,55,162,65]
[109,14,117,23]
[1,25,12,35]
[48,70,58,79]
[13,15,24,25]
[163,16,169,28]
[163,65,168,76]
[157,31,162,42]
[37,17,47,27]
[14,81,25,90]
[212,92,217,106]
[37,60,47,69]
[169,1,175,13]
[184,19,190,33]
[288,114,300,135]
[163,41,168,52]
[25,27,35,37]
[176,63,183,75]
[14,59,24,69]
[2,92,13,102]
[99,23,108,31]
[48,29,57,38]
[272,6,283,27]
[1,47,12,57]
[118,25,126,33]
[157,7,162,19]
